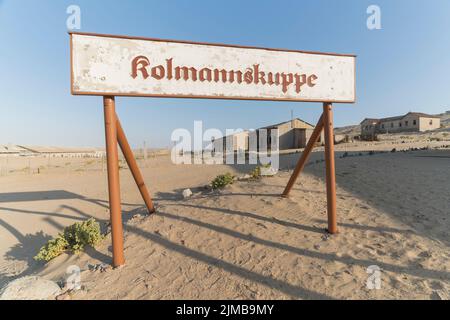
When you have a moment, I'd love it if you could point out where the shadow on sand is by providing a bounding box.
[1,147,448,298]
[276,149,450,247]
[0,189,333,298]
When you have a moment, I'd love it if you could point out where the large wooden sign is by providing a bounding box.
[69,31,356,267]
[70,32,356,103]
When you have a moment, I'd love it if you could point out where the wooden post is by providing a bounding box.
[282,114,324,197]
[116,115,155,214]
[323,102,338,234]
[103,96,125,267]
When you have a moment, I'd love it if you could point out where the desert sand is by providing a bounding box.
[0,137,449,299]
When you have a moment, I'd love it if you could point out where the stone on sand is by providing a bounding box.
[261,167,277,176]
[182,189,193,198]
[0,276,61,300]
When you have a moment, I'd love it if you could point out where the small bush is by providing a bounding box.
[34,236,69,262]
[250,166,262,179]
[63,218,104,253]
[34,218,104,262]
[211,173,234,190]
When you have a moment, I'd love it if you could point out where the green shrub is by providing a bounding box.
[34,236,69,262]
[63,218,104,253]
[34,218,104,262]
[211,173,234,190]
[250,166,262,179]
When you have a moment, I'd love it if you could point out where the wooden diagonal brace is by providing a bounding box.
[282,114,324,197]
[116,115,155,214]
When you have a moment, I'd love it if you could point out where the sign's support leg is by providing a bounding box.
[103,96,125,267]
[323,102,338,234]
[282,115,324,197]
[116,115,155,214]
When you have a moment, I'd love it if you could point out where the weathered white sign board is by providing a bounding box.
[70,32,356,103]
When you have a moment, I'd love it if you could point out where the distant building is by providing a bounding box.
[361,112,441,138]
[16,145,104,158]
[0,144,22,155]
[211,130,249,153]
[257,118,323,150]
[212,118,323,152]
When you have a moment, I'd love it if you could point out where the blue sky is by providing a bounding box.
[0,0,449,148]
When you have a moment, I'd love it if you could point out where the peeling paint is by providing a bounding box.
[71,34,355,102]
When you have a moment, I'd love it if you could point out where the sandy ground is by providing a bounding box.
[0,140,449,299]
[0,155,252,286]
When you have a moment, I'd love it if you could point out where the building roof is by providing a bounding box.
[212,130,249,142]
[360,112,440,124]
[259,118,315,129]
[360,118,380,124]
[0,145,23,154]
[214,117,315,141]
[379,115,404,122]
[405,112,441,119]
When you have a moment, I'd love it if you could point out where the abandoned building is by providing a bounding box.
[360,112,441,138]
[211,118,323,152]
